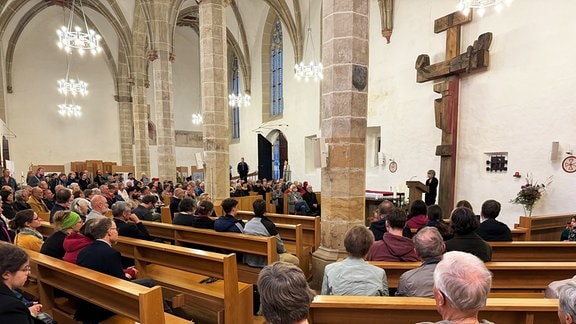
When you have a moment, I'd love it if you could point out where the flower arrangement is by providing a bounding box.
[510,174,552,216]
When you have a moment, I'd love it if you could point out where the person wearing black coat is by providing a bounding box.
[0,244,43,324]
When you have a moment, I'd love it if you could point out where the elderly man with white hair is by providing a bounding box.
[559,282,576,324]
[417,251,494,324]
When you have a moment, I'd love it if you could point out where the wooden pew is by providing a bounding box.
[489,241,576,261]
[275,223,311,277]
[511,227,528,241]
[237,211,320,250]
[160,206,172,223]
[370,261,576,295]
[232,195,262,211]
[516,213,576,240]
[309,296,558,324]
[114,237,253,324]
[26,249,187,324]
[141,220,277,284]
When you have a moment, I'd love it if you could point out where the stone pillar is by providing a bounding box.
[116,48,134,166]
[311,1,370,290]
[148,0,177,183]
[131,58,150,177]
[131,5,151,177]
[198,0,230,200]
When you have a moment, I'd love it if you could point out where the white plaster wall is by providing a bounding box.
[6,7,120,177]
[228,0,322,188]
[368,0,576,227]
[173,26,202,132]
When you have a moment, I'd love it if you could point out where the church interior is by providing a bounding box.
[1,0,575,323]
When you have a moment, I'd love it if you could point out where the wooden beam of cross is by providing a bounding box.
[414,11,492,215]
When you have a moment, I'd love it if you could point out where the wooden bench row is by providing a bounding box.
[309,296,558,324]
[114,237,253,324]
[370,260,576,296]
[26,249,188,324]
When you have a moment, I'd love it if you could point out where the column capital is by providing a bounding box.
[147,50,158,62]
[196,0,231,6]
[114,95,133,103]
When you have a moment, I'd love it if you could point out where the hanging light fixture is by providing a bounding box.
[58,55,88,97]
[457,0,512,16]
[228,92,251,108]
[228,1,251,108]
[192,113,203,125]
[56,0,102,56]
[58,103,82,117]
[294,0,322,82]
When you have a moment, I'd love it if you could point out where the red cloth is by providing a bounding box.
[366,233,419,262]
[62,232,93,264]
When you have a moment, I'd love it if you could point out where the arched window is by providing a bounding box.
[231,56,240,139]
[271,20,283,116]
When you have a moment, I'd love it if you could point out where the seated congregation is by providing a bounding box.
[1,167,575,323]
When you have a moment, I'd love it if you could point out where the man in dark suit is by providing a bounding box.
[111,201,151,240]
[475,199,512,242]
[237,157,249,182]
[169,188,185,218]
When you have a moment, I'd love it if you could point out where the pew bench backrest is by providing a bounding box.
[309,296,558,324]
[27,249,173,324]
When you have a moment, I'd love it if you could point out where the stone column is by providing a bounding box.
[148,0,177,183]
[116,48,134,166]
[131,5,151,177]
[132,58,150,177]
[311,1,370,289]
[198,0,230,200]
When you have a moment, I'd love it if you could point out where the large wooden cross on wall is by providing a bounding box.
[415,11,492,215]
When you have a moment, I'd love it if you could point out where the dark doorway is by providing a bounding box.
[275,132,288,180]
[2,136,9,169]
[258,134,272,180]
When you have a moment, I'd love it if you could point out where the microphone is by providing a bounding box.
[409,175,417,181]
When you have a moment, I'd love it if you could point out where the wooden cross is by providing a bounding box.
[415,11,492,215]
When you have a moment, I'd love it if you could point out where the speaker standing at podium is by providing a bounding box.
[425,170,438,206]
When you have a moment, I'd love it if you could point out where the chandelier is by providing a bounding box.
[56,0,102,55]
[58,103,82,117]
[294,0,322,82]
[58,78,87,96]
[457,0,512,16]
[192,113,203,125]
[228,93,251,108]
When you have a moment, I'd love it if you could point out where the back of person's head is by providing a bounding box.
[481,199,501,219]
[257,261,315,324]
[433,251,492,311]
[14,189,25,202]
[55,188,72,204]
[195,200,214,216]
[221,198,238,214]
[456,200,474,212]
[253,198,267,217]
[9,209,35,230]
[413,227,444,259]
[84,217,113,240]
[409,200,428,218]
[450,207,479,235]
[178,197,196,213]
[70,198,90,216]
[0,189,11,202]
[344,226,374,258]
[111,201,131,218]
[141,195,156,205]
[386,208,407,230]
[427,204,443,221]
[559,282,576,324]
[53,210,81,230]
[0,244,28,274]
[377,200,394,220]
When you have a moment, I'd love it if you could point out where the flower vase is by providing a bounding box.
[523,204,534,217]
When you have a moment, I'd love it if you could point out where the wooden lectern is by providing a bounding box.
[406,181,429,208]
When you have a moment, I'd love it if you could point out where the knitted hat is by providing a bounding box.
[61,211,81,230]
